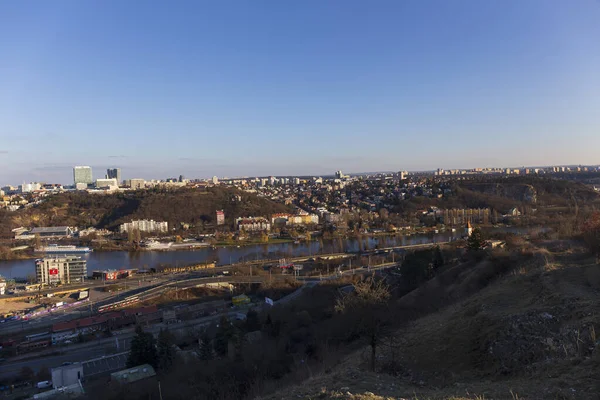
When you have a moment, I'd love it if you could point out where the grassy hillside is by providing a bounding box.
[3,187,293,235]
[260,242,600,399]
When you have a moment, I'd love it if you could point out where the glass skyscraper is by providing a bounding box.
[73,166,93,185]
[107,168,121,184]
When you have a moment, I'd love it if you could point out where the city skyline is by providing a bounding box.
[1,1,600,183]
[2,162,599,187]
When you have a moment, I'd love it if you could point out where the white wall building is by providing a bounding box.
[19,182,41,193]
[95,178,118,189]
[119,219,168,234]
[236,217,271,232]
[35,256,87,285]
[128,179,146,190]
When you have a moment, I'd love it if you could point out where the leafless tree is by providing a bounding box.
[335,277,391,371]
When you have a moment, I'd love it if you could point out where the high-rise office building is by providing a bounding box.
[35,256,87,285]
[106,168,121,184]
[73,166,93,186]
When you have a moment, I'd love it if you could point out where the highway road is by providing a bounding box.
[0,345,106,378]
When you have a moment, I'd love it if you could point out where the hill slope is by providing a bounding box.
[4,187,292,235]
[260,243,600,399]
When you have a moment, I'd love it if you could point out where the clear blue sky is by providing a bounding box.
[1,1,599,184]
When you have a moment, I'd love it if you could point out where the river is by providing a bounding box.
[0,227,537,279]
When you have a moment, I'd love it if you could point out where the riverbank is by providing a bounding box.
[0,225,511,261]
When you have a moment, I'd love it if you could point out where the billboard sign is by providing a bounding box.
[49,268,59,275]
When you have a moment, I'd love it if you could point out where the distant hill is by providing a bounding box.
[3,187,293,235]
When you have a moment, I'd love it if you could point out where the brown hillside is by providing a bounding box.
[2,187,292,236]
[260,243,600,400]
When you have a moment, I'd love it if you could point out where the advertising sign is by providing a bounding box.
[49,268,59,275]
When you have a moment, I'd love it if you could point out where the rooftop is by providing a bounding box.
[110,364,156,384]
[30,226,72,234]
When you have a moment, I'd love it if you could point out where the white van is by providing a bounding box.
[36,381,52,389]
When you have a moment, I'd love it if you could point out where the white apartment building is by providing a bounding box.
[236,217,271,232]
[119,219,168,234]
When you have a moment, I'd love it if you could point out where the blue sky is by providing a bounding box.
[1,1,599,184]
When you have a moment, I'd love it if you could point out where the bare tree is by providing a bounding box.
[335,277,391,371]
[582,212,600,263]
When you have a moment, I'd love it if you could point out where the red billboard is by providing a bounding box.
[49,268,59,275]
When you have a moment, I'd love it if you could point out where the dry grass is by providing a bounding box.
[259,244,600,400]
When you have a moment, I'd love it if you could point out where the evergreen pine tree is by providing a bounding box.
[213,316,234,356]
[127,325,157,368]
[199,332,213,360]
[245,309,261,332]
[467,227,484,251]
[156,328,175,372]
[432,246,444,271]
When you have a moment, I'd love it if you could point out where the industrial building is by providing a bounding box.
[51,363,84,389]
[30,226,74,238]
[35,256,87,285]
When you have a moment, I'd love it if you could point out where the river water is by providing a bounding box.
[0,227,535,279]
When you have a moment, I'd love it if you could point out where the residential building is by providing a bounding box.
[35,256,87,285]
[30,226,74,238]
[212,176,219,185]
[0,278,6,296]
[437,208,490,225]
[119,219,168,234]
[335,170,348,179]
[19,182,41,193]
[235,217,271,232]
[271,213,318,226]
[216,210,225,225]
[106,168,122,184]
[73,166,93,186]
